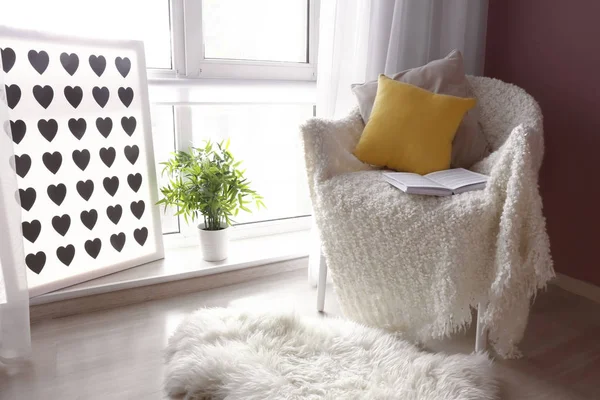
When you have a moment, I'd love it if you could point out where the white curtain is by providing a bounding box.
[309,0,489,285]
[316,0,489,119]
[0,70,31,363]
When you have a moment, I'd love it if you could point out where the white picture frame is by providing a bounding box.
[0,26,164,297]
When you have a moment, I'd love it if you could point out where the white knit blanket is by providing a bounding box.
[301,77,555,359]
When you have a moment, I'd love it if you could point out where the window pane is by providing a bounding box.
[202,0,308,63]
[190,104,313,224]
[0,0,172,69]
[150,105,180,234]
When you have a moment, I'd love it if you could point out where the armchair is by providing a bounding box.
[301,76,554,358]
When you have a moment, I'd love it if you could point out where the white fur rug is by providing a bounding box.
[164,308,497,399]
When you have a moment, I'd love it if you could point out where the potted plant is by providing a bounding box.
[157,139,264,261]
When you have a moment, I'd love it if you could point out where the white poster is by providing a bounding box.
[1,27,164,297]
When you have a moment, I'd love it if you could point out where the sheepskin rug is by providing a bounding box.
[164,308,497,399]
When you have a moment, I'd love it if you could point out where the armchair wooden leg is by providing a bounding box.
[475,302,488,352]
[317,252,327,312]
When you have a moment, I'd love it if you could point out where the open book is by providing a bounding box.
[383,168,488,196]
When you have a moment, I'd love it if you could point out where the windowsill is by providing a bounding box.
[29,229,310,306]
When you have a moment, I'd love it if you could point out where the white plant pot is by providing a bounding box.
[198,223,229,261]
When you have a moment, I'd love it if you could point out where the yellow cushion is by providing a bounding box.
[354,75,476,174]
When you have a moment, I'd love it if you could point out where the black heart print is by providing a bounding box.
[33,85,54,109]
[110,232,126,252]
[42,152,62,174]
[57,245,75,266]
[76,180,94,201]
[92,86,109,108]
[19,187,36,211]
[99,147,116,167]
[28,50,49,74]
[96,117,113,138]
[38,119,58,142]
[15,154,31,178]
[60,52,79,76]
[85,238,102,259]
[130,200,145,219]
[64,86,83,108]
[52,214,71,236]
[103,176,119,196]
[124,145,139,165]
[115,57,131,78]
[134,228,148,246]
[68,118,87,139]
[6,84,21,109]
[127,173,142,192]
[118,87,134,107]
[26,252,46,274]
[121,117,136,136]
[47,184,67,205]
[106,205,123,224]
[80,209,98,230]
[72,149,91,171]
[89,55,106,77]
[19,188,37,211]
[10,120,26,144]
[1,47,16,73]
[22,220,41,243]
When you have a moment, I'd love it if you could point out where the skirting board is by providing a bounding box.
[30,257,307,323]
[553,273,600,304]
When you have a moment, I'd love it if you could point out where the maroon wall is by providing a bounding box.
[485,0,600,286]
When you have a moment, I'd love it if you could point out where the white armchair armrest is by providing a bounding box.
[300,109,375,190]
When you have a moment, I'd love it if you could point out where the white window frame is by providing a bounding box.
[149,0,317,245]
[181,0,319,81]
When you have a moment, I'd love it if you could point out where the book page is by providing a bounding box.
[383,172,447,189]
[425,168,488,190]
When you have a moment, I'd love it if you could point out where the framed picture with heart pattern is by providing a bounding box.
[0,26,164,297]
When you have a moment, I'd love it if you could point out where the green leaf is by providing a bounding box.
[156,138,264,223]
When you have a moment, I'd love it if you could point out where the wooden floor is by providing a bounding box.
[1,267,599,399]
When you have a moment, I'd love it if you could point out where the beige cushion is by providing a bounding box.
[351,50,490,168]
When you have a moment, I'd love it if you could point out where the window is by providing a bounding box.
[202,0,309,63]
[0,0,172,69]
[183,0,319,80]
[189,104,313,224]
[3,0,319,240]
